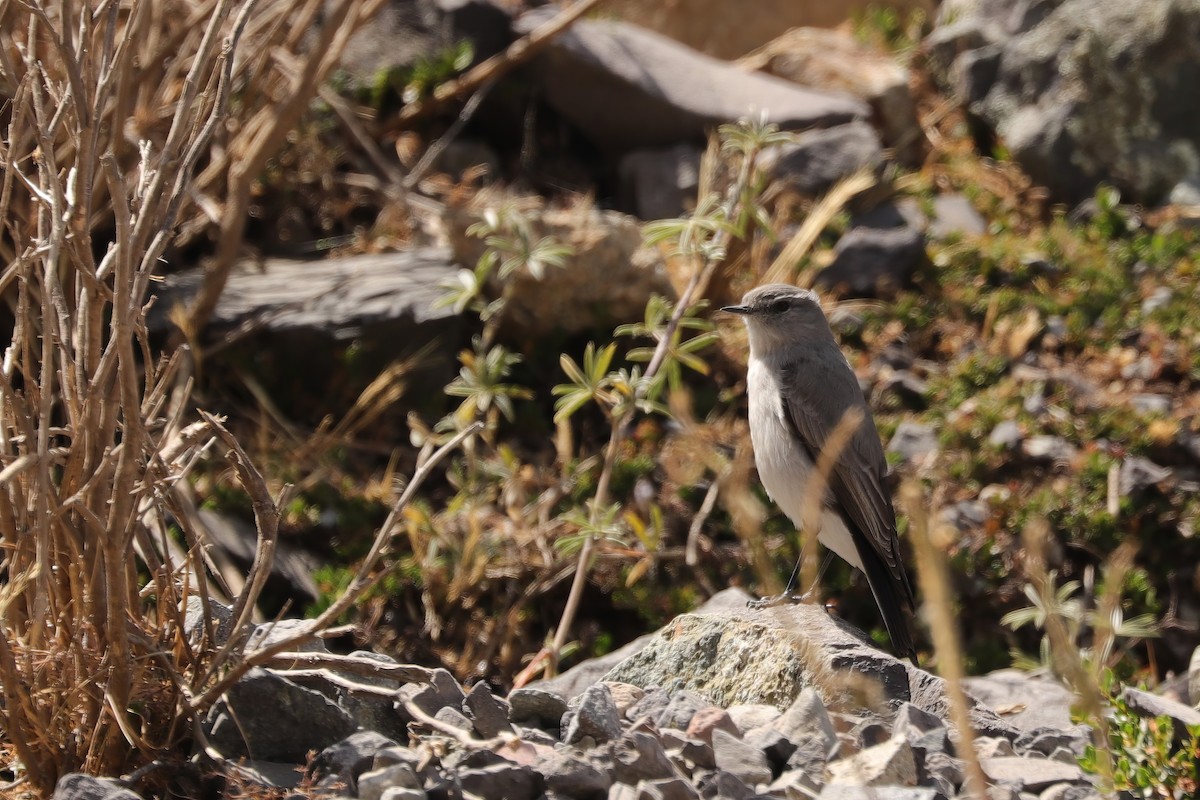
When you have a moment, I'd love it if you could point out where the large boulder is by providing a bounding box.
[927,0,1200,204]
[514,8,868,152]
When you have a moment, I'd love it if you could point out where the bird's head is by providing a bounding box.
[722,284,832,354]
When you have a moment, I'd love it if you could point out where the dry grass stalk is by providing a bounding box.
[0,0,411,788]
[901,482,988,799]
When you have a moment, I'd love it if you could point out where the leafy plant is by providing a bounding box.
[1079,686,1200,799]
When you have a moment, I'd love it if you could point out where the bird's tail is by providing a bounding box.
[859,543,920,667]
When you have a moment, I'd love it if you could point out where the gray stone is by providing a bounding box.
[312,731,398,793]
[244,617,326,653]
[1119,456,1172,496]
[766,121,885,197]
[1130,393,1172,415]
[1142,286,1173,314]
[784,732,832,776]
[459,763,541,800]
[969,0,1200,203]
[634,777,700,800]
[697,769,753,800]
[655,691,713,731]
[612,731,681,784]
[819,784,935,799]
[979,757,1085,792]
[513,9,867,152]
[879,369,929,406]
[538,748,614,798]
[775,688,837,752]
[52,775,141,800]
[888,421,940,465]
[988,420,1024,450]
[402,668,466,718]
[923,750,964,787]
[963,669,1077,732]
[463,681,513,738]
[183,596,235,648]
[1170,176,1200,206]
[433,705,473,731]
[1021,435,1078,464]
[711,728,772,786]
[826,735,917,786]
[1038,784,1103,800]
[975,737,1018,758]
[566,684,625,745]
[379,789,427,800]
[727,703,782,734]
[619,145,702,220]
[928,194,988,239]
[893,701,950,754]
[508,686,568,727]
[816,224,926,298]
[1188,645,1200,707]
[768,767,823,798]
[203,668,356,762]
[1121,686,1200,744]
[358,763,422,800]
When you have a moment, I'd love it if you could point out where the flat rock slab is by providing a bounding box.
[979,756,1086,792]
[515,9,867,151]
[148,249,460,340]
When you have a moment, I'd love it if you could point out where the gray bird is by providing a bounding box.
[723,284,918,664]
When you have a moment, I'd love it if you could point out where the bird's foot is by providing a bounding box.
[747,589,817,609]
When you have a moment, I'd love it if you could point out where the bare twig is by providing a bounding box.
[397,0,606,124]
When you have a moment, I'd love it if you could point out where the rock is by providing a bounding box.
[618,145,702,220]
[826,735,918,787]
[1018,728,1089,759]
[565,684,625,745]
[891,702,949,755]
[928,194,988,239]
[203,668,356,762]
[459,763,541,800]
[335,0,512,89]
[434,705,474,731]
[1142,286,1173,315]
[934,0,1200,203]
[1188,646,1200,707]
[768,767,823,798]
[815,224,926,297]
[685,707,739,745]
[508,686,569,726]
[312,731,399,794]
[988,420,1024,450]
[537,749,613,798]
[464,681,514,738]
[697,769,754,799]
[379,789,426,800]
[765,121,885,198]
[727,703,782,733]
[1170,176,1200,206]
[513,8,867,152]
[653,691,714,731]
[635,777,702,800]
[611,731,682,784]
[818,786,936,800]
[1121,686,1200,744]
[358,764,423,800]
[979,757,1086,792]
[448,203,674,339]
[887,421,940,466]
[975,737,1018,759]
[773,688,838,755]
[1118,456,1172,495]
[878,369,929,407]
[52,775,142,800]
[1130,393,1172,415]
[740,27,921,160]
[184,596,235,648]
[1021,435,1078,464]
[940,500,990,533]
[1038,784,1103,800]
[401,668,466,719]
[710,728,772,786]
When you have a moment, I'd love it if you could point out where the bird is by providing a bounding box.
[723,283,919,665]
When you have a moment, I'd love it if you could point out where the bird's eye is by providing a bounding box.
[767,299,789,314]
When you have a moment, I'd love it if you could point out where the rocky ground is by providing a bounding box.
[57,590,1200,799]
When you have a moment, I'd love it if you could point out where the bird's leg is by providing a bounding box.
[747,551,835,609]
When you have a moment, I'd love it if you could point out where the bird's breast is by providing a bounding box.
[747,358,812,526]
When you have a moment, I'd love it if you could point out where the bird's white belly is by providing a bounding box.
[747,359,864,572]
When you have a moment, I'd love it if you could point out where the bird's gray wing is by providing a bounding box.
[777,354,912,591]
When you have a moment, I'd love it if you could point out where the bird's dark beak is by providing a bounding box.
[721,304,750,315]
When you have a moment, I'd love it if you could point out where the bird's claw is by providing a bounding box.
[747,589,815,609]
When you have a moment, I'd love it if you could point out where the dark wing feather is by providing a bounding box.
[779,354,918,663]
